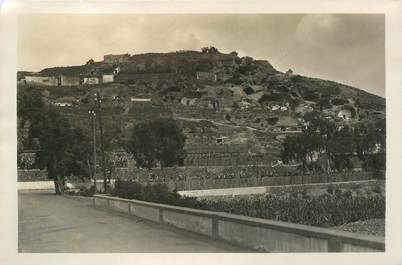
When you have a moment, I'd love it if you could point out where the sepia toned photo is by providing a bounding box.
[16,13,386,253]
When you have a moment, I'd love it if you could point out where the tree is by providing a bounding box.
[33,107,91,194]
[201,46,219,54]
[17,87,44,126]
[354,120,386,172]
[128,118,186,168]
[281,113,357,172]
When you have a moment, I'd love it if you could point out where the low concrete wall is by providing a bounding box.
[93,195,384,253]
[18,169,48,182]
[18,181,55,190]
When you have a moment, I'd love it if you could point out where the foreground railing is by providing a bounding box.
[93,194,385,253]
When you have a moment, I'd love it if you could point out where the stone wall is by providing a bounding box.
[184,152,274,167]
[18,169,48,182]
[111,166,374,191]
[178,180,383,198]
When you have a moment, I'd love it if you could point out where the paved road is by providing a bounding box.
[18,191,248,253]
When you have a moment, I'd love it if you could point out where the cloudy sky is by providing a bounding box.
[18,14,385,97]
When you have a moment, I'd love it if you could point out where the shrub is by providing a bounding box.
[243,86,254,95]
[112,179,208,209]
[112,180,143,199]
[331,98,348,106]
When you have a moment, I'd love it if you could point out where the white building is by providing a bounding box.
[180,97,197,106]
[83,77,100,85]
[102,74,114,83]
[271,105,280,111]
[25,75,58,86]
[130,97,151,102]
[338,109,352,120]
[53,102,72,107]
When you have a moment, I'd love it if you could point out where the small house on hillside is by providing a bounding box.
[102,74,114,83]
[337,109,353,121]
[60,75,80,86]
[52,97,77,107]
[271,105,281,111]
[196,72,217,82]
[25,75,59,86]
[83,76,100,85]
[130,97,151,103]
[104,53,130,64]
[180,97,197,106]
[53,102,72,107]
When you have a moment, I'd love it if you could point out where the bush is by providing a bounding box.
[331,98,348,106]
[112,180,207,209]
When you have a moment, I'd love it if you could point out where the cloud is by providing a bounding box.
[295,14,384,49]
[18,14,385,96]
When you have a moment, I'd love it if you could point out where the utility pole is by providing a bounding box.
[95,92,107,192]
[89,110,97,193]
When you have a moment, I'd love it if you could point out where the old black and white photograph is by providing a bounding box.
[14,13,388,254]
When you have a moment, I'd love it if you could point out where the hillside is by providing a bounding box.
[18,47,385,166]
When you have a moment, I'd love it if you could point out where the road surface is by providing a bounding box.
[18,191,248,253]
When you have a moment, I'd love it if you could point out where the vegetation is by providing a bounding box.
[202,191,385,227]
[127,118,186,168]
[281,111,385,173]
[112,180,385,228]
[112,180,205,208]
[18,87,91,194]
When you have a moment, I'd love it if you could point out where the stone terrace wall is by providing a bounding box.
[111,166,374,191]
[18,169,48,182]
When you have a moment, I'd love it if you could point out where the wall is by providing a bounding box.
[18,169,48,182]
[18,181,55,190]
[178,179,382,198]
[102,74,114,83]
[93,195,385,252]
[25,75,58,86]
[61,75,80,86]
[111,166,374,191]
[196,72,216,82]
[83,77,99,84]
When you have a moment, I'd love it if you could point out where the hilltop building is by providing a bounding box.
[104,53,130,64]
